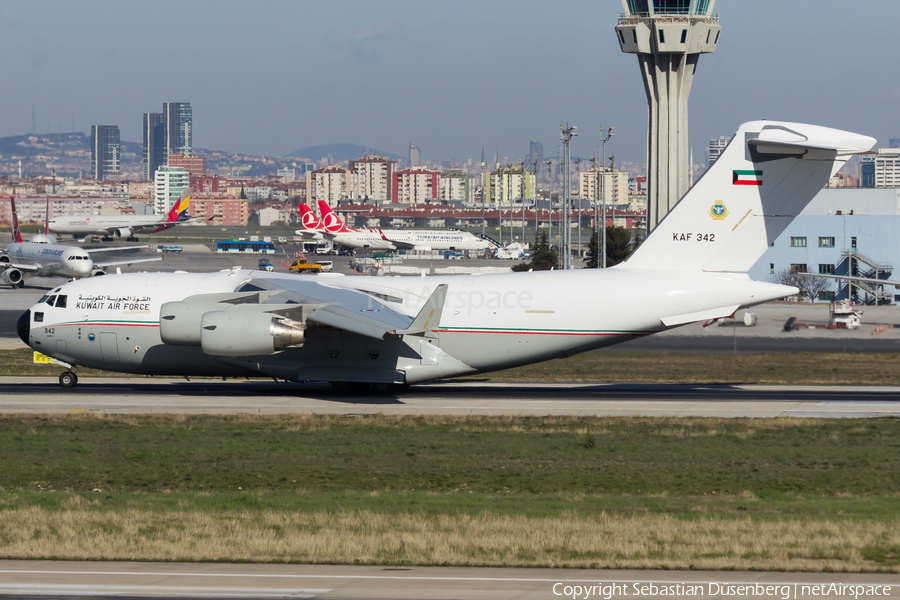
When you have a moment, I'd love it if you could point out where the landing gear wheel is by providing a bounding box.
[17,280,24,289]
[59,371,77,388]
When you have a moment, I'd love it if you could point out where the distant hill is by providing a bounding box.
[287,144,403,163]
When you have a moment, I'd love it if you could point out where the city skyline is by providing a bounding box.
[1,1,898,166]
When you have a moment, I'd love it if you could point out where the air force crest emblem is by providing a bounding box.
[709,202,728,220]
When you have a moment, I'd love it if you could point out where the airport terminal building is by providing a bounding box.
[748,188,900,303]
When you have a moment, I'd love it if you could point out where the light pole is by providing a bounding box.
[599,126,615,268]
[530,159,537,245]
[575,157,581,264]
[589,155,597,266]
[480,148,485,239]
[560,124,577,269]
[544,159,553,251]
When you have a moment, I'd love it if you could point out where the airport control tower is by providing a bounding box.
[615,0,720,232]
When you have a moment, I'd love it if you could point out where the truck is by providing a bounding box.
[257,258,274,272]
[284,254,322,274]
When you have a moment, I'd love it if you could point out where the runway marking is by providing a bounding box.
[0,570,896,587]
[0,583,325,597]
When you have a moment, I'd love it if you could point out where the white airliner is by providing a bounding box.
[18,121,875,389]
[48,188,193,241]
[297,201,496,252]
[1,198,162,288]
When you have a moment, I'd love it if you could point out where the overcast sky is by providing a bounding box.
[1,1,898,165]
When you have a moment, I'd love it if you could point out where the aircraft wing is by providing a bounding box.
[93,257,163,269]
[85,245,152,253]
[385,238,417,251]
[258,276,414,339]
[0,261,41,272]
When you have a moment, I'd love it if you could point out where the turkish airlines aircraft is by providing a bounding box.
[48,188,193,241]
[17,121,875,389]
[1,198,162,288]
[294,203,395,250]
[315,201,495,252]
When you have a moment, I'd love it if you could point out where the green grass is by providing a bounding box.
[3,413,899,501]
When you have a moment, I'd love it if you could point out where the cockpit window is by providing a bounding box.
[38,295,50,304]
[56,295,67,308]
[47,295,57,307]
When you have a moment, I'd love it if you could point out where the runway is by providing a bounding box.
[2,377,900,418]
[0,561,897,599]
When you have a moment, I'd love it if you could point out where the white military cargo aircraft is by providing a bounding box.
[18,121,875,389]
[1,198,162,288]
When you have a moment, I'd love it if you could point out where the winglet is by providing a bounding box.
[391,284,448,338]
[11,197,22,243]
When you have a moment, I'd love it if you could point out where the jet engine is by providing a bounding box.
[159,301,225,346]
[115,228,133,238]
[0,255,9,263]
[0,269,23,285]
[90,269,107,277]
[200,311,306,357]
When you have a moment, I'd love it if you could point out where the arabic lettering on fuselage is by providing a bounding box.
[75,294,152,311]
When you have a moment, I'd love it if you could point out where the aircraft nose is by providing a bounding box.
[17,310,30,345]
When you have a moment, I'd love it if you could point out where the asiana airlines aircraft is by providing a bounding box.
[17,121,875,389]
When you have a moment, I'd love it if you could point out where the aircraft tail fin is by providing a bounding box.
[317,200,355,233]
[622,121,875,273]
[298,203,325,230]
[166,187,191,223]
[11,197,23,243]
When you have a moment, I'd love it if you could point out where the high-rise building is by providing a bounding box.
[486,165,535,204]
[615,0,721,231]
[707,136,729,167]
[154,165,190,214]
[409,143,421,167]
[348,155,396,203]
[528,139,544,177]
[142,112,165,181]
[307,165,349,209]
[860,149,900,189]
[90,125,120,181]
[167,154,207,175]
[165,102,192,156]
[439,170,474,204]
[393,166,439,204]
[579,168,629,206]
[890,138,900,149]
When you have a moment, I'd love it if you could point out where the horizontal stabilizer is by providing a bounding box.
[660,305,740,328]
[86,245,151,253]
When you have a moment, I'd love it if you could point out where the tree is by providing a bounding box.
[585,226,636,268]
[512,233,558,271]
[771,268,830,302]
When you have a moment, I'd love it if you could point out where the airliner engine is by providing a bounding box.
[115,228,133,238]
[160,300,306,357]
[0,269,23,285]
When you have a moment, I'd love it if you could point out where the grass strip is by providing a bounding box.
[2,414,899,570]
[5,348,900,384]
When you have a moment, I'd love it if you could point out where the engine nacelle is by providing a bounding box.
[0,255,9,263]
[159,301,225,346]
[200,311,306,357]
[0,269,23,285]
[115,228,133,238]
[90,269,107,277]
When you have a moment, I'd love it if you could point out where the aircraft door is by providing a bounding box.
[100,333,120,361]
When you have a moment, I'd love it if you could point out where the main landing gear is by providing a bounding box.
[59,370,78,388]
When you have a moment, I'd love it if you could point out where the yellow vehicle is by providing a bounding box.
[285,254,321,274]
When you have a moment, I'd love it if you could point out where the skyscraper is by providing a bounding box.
[90,125,120,181]
[528,139,544,179]
[409,143,421,167]
[143,102,193,182]
[615,0,721,231]
[165,102,192,156]
[142,112,165,181]
[707,136,729,167]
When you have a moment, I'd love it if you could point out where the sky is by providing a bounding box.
[1,0,898,166]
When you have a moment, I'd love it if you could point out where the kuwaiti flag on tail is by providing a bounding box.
[733,170,763,186]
